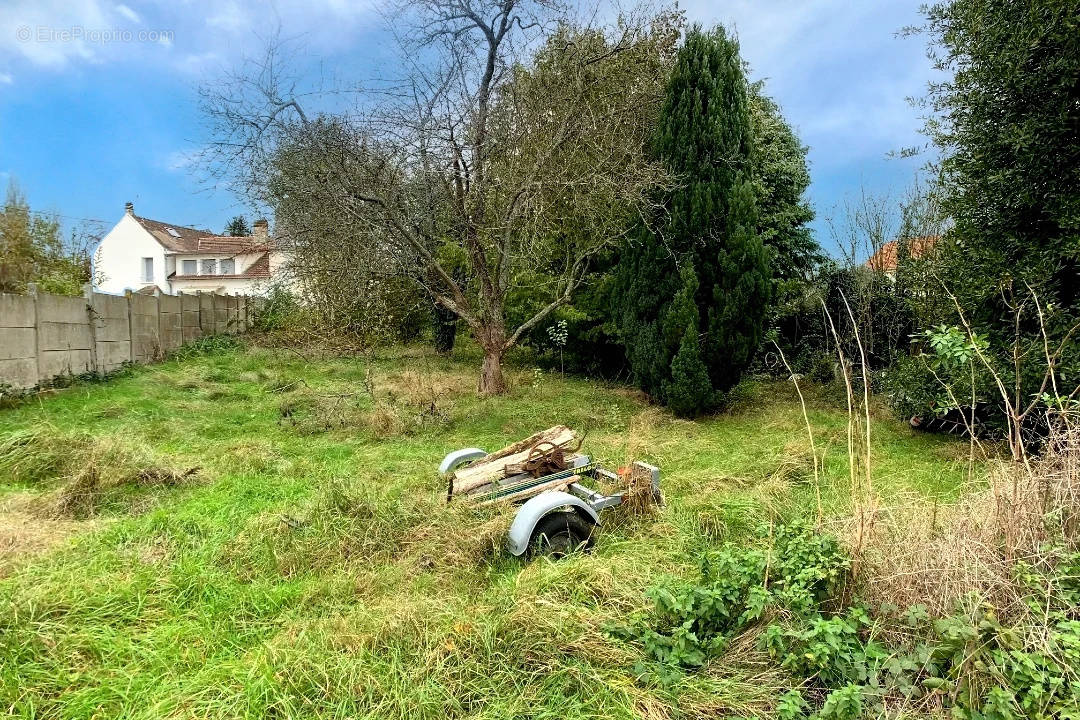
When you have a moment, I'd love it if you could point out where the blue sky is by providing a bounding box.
[0,1,937,252]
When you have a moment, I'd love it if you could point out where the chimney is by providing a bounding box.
[253,218,268,245]
[125,201,134,216]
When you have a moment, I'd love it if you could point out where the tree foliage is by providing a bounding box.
[898,0,1080,430]
[201,1,681,394]
[749,83,820,282]
[223,216,251,237]
[266,121,428,345]
[617,26,771,416]
[0,181,94,296]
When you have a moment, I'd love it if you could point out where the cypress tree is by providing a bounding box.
[617,25,770,416]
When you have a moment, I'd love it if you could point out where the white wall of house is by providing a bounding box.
[93,214,170,295]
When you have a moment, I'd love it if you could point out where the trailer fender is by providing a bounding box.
[507,491,601,557]
[438,447,487,475]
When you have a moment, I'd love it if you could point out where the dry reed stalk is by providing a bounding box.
[821,297,877,585]
[771,340,822,525]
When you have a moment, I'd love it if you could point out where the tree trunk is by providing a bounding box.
[479,344,506,395]
[476,297,509,395]
[432,300,457,354]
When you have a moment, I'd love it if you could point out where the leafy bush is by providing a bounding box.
[170,334,245,361]
[252,286,302,333]
[613,521,850,669]
[765,263,915,381]
[617,518,1080,719]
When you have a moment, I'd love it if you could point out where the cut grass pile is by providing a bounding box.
[0,340,976,719]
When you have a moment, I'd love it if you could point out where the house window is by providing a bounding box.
[220,258,236,275]
[182,259,197,275]
[201,259,217,275]
[142,257,153,282]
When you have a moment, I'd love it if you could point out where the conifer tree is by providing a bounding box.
[617,25,770,416]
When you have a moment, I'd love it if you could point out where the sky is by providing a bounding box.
[0,1,938,253]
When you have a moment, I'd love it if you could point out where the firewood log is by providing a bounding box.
[450,426,577,496]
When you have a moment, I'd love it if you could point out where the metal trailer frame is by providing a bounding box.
[439,448,660,556]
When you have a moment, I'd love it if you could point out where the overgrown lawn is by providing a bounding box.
[0,340,974,719]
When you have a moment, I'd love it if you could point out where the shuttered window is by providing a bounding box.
[220,259,235,275]
[201,259,217,275]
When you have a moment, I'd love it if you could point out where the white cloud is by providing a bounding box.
[114,4,140,24]
[680,0,935,163]
[174,50,221,76]
[0,0,379,75]
[0,0,108,68]
[206,1,251,33]
[0,71,12,84]
[162,149,198,172]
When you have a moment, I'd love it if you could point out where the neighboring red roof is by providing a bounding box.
[167,253,272,281]
[241,253,271,278]
[132,216,272,255]
[189,236,271,254]
[866,235,939,272]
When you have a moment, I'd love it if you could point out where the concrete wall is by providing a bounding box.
[0,285,259,391]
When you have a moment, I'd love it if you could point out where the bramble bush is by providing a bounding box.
[613,522,1080,719]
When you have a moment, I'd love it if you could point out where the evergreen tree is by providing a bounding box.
[617,25,770,416]
[749,84,821,282]
[224,215,251,237]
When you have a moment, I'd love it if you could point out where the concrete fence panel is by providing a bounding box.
[213,295,228,335]
[92,292,131,374]
[36,292,94,381]
[180,292,202,345]
[0,294,38,389]
[130,293,161,364]
[158,294,183,352]
[199,293,215,335]
[0,287,259,391]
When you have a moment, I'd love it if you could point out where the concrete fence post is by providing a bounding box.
[124,289,135,363]
[83,283,99,376]
[152,287,162,360]
[27,283,41,384]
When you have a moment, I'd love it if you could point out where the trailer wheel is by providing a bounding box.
[529,511,595,559]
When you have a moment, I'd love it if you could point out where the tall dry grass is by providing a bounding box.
[813,284,1079,619]
[855,411,1079,620]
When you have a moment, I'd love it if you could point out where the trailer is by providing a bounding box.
[438,426,660,558]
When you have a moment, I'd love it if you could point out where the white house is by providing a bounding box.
[93,202,287,296]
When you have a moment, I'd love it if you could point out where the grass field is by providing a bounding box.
[0,339,977,719]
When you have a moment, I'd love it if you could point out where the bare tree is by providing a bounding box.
[200,0,679,393]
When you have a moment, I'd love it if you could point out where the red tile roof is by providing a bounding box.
[240,253,271,278]
[133,216,272,254]
[866,235,939,272]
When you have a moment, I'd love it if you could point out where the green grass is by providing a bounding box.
[0,340,976,719]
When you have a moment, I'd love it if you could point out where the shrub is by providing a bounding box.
[253,286,302,332]
[612,521,850,670]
